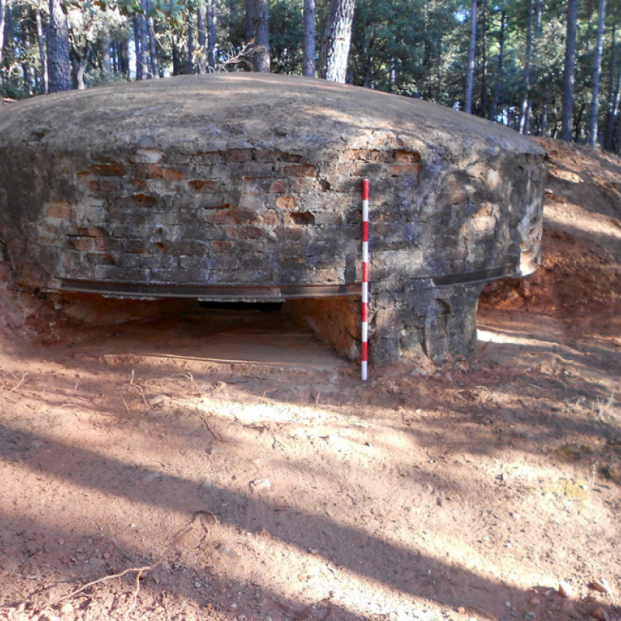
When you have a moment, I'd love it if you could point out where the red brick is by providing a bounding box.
[238,225,263,240]
[89,163,125,177]
[136,164,164,178]
[198,152,223,164]
[255,151,302,163]
[282,164,316,178]
[131,194,158,207]
[261,211,278,226]
[289,178,323,193]
[389,163,420,177]
[135,164,184,179]
[337,163,382,177]
[189,179,217,192]
[211,241,236,253]
[93,237,109,252]
[276,196,298,210]
[343,149,384,162]
[394,150,421,163]
[130,178,147,189]
[68,237,93,252]
[224,149,253,163]
[269,180,287,194]
[254,150,278,163]
[163,168,185,180]
[46,202,71,219]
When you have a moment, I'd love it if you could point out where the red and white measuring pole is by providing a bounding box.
[361,178,369,381]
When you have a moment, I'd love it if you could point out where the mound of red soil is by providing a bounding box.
[481,137,621,345]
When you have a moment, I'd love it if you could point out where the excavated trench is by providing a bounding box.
[0,74,547,366]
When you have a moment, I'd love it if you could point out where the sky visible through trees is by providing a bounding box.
[1,0,621,152]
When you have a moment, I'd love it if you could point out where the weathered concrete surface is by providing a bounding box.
[0,74,547,365]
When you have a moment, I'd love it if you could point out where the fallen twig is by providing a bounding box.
[42,510,218,614]
[0,366,18,380]
[123,568,144,621]
[468,605,499,621]
[51,563,155,608]
[177,371,199,392]
[8,371,28,394]
[262,387,278,400]
[201,412,224,442]
[130,370,150,413]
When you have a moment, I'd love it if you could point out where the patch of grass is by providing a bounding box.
[600,465,620,482]
[609,440,621,457]
[551,443,594,463]
[541,479,588,500]
[591,392,616,422]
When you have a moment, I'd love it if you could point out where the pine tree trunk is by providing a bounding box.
[197,2,207,73]
[605,26,620,151]
[70,46,88,91]
[362,54,372,88]
[490,9,505,122]
[575,101,586,142]
[47,0,71,93]
[172,35,180,75]
[480,0,488,118]
[141,14,152,77]
[133,15,143,80]
[21,25,34,95]
[541,76,550,136]
[35,9,49,94]
[320,0,356,83]
[588,0,607,148]
[464,0,477,114]
[604,24,616,147]
[101,30,111,81]
[389,57,397,93]
[303,0,316,77]
[149,20,160,77]
[144,0,160,78]
[137,5,151,79]
[229,0,236,43]
[246,0,255,43]
[253,0,270,72]
[48,0,71,92]
[525,0,543,133]
[111,40,117,74]
[207,0,217,70]
[585,0,595,54]
[187,12,194,74]
[519,0,534,134]
[561,0,579,142]
[120,37,130,78]
[0,0,5,71]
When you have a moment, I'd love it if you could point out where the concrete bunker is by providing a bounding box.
[0,74,546,365]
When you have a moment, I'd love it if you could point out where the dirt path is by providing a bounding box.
[1,138,621,621]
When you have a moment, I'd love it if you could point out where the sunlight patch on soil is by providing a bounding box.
[545,202,621,240]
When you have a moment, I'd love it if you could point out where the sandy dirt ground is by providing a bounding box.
[0,138,620,621]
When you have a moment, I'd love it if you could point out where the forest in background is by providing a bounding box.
[1,0,621,154]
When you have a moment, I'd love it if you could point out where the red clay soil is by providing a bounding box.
[0,137,620,621]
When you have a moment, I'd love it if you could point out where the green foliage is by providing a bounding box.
[270,0,304,74]
[1,0,620,150]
